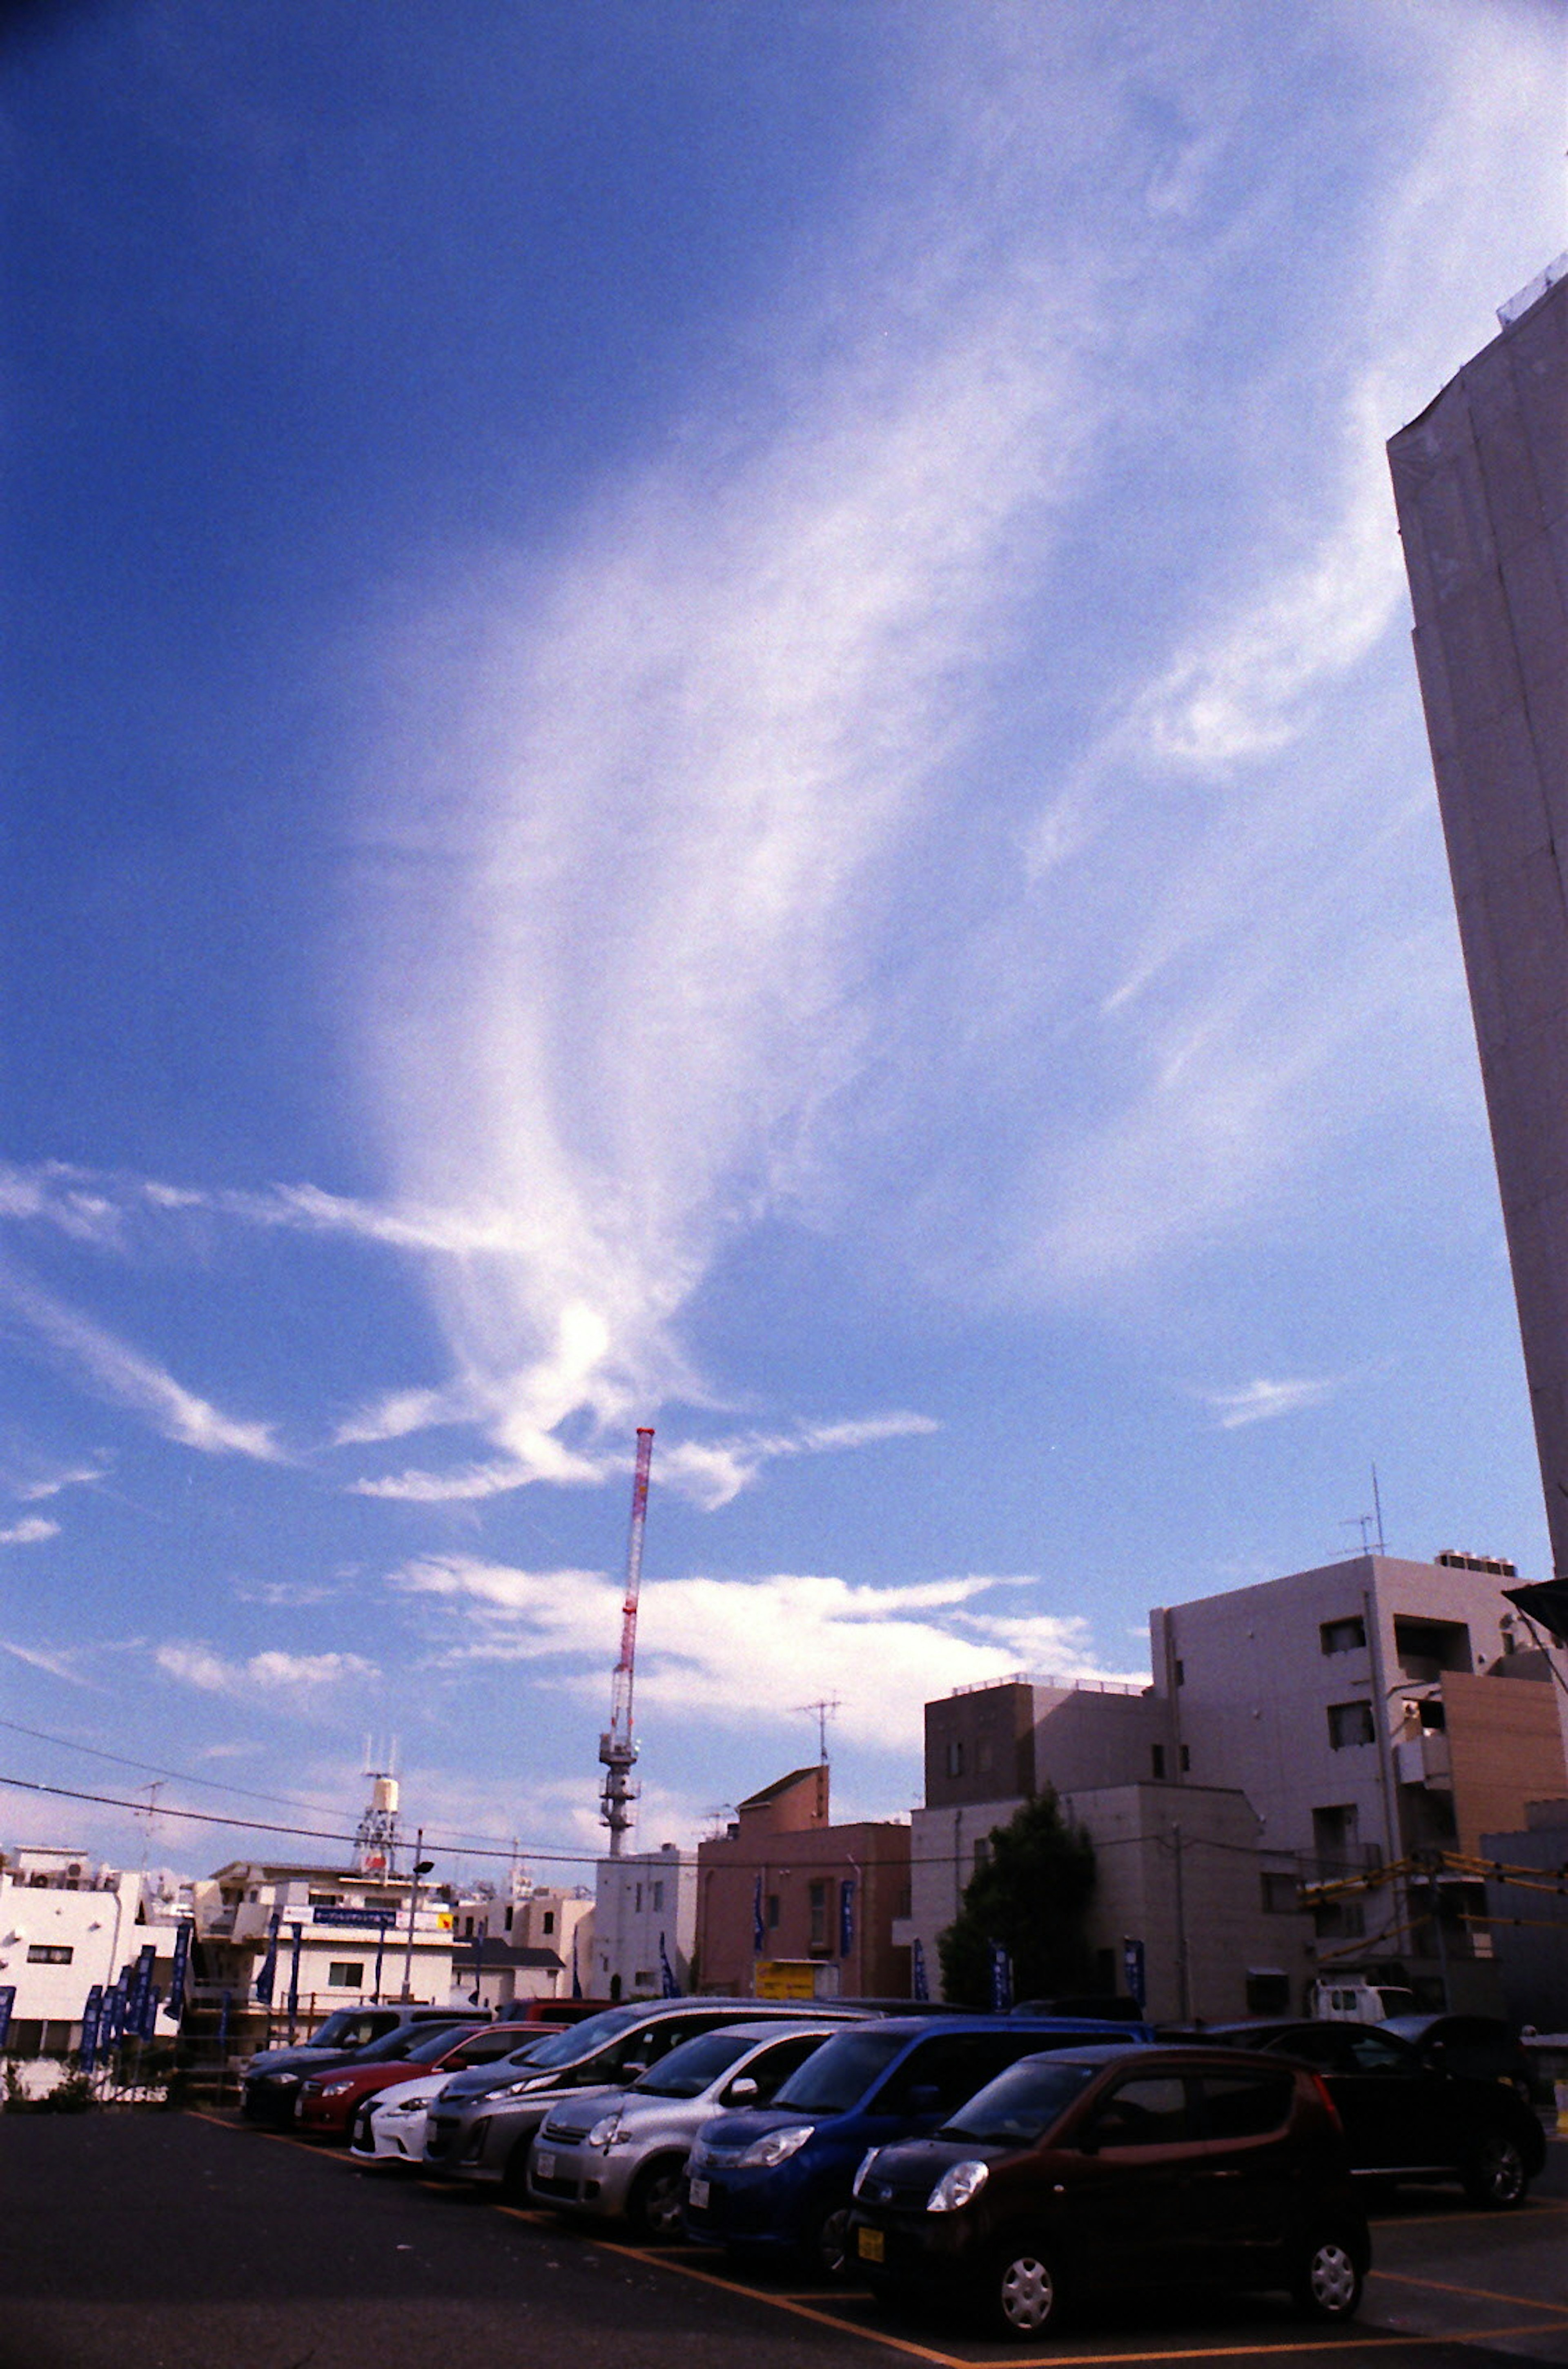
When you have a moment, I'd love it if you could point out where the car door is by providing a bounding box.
[1051,2070,1205,2286]
[1184,2066,1303,2267]
[1274,2024,1444,2171]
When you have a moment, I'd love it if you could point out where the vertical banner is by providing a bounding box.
[101,1972,126,2046]
[468,1926,484,2007]
[285,1924,303,2028]
[837,1877,855,1959]
[215,1988,232,2052]
[570,1929,582,2000]
[254,1907,281,2004]
[1121,1937,1146,2010]
[658,1931,680,1998]
[0,1984,15,2050]
[751,1872,765,1956]
[140,1986,162,2041]
[988,1941,1013,2013]
[166,1921,191,2028]
[78,1984,105,2075]
[126,1943,156,2038]
[911,1937,929,2003]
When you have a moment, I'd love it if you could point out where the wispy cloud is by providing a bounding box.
[1200,1375,1344,1431]
[0,1259,281,1461]
[389,1556,1134,1753]
[0,1516,60,1546]
[154,1642,378,1698]
[2,1639,96,1685]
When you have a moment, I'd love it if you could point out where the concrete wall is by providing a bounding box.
[1388,268,1568,1576]
[595,1846,697,1998]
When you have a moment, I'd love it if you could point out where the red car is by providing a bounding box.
[294,2021,539,2138]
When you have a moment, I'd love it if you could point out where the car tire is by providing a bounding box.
[1291,2232,1363,2322]
[987,2242,1065,2338]
[808,2203,854,2280]
[1463,2134,1529,2209]
[627,2157,687,2244]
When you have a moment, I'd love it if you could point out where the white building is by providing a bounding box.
[191,1858,457,2026]
[595,1843,697,1999]
[450,1873,595,2006]
[0,1845,188,2057]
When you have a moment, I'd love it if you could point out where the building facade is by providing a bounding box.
[190,1857,457,2033]
[1388,260,1568,1576]
[695,1767,911,1999]
[594,1843,697,2000]
[0,1846,188,2059]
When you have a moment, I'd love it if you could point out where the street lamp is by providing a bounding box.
[400,1829,436,2002]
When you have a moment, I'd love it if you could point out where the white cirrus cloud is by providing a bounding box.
[0,1516,60,1546]
[155,1642,378,1698]
[1,1638,96,1685]
[1201,1375,1345,1431]
[389,1556,1136,1754]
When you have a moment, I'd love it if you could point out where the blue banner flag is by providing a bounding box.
[837,1878,855,1959]
[101,1974,125,2046]
[752,1872,765,1956]
[988,1941,1013,2013]
[911,1937,929,2002]
[286,1924,304,2026]
[1121,1937,1146,2009]
[254,1907,281,2004]
[78,1984,105,2075]
[0,1986,15,2049]
[570,1929,582,2000]
[140,1985,162,2040]
[658,1931,680,1998]
[167,1922,191,2028]
[126,1943,156,2037]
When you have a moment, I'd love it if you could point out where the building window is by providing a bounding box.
[945,1739,964,1777]
[307,1892,342,1907]
[1179,1745,1191,1772]
[1313,1899,1365,1940]
[542,1910,555,1936]
[1320,1617,1366,1655]
[1245,1970,1290,2015]
[25,1944,73,1965]
[651,1881,664,1912]
[766,1892,781,1930]
[1151,1744,1166,1779]
[1174,1659,1185,1685]
[634,1883,642,1912]
[808,1881,829,1948]
[327,1961,365,1988]
[463,1915,474,1937]
[1327,1700,1375,1749]
[503,1904,513,1930]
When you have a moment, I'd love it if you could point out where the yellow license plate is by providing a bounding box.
[857,2226,885,2263]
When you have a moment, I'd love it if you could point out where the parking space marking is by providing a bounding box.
[1371,2267,1568,2317]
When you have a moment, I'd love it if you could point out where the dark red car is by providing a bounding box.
[294,2021,538,2137]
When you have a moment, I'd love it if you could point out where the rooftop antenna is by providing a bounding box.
[1342,1514,1374,1554]
[599,1426,654,1858]
[355,1741,401,1879]
[1372,1465,1387,1555]
[799,1697,841,1765]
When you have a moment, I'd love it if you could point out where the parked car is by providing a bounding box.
[424,1998,875,2193]
[294,2019,540,2139]
[1196,2018,1546,2205]
[528,2021,839,2239]
[847,2041,1370,2338]
[347,2028,560,2170]
[682,2014,1152,2276]
[243,2015,483,2127]
[244,2001,485,2082]
[1377,2013,1537,2102]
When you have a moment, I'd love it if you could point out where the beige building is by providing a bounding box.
[695,1767,910,1999]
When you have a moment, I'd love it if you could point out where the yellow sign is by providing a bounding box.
[754,1960,820,2001]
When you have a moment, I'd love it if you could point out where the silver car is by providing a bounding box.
[528,2021,838,2240]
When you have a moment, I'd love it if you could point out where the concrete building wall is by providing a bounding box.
[0,1851,187,2051]
[1387,265,1568,1576]
[695,1770,909,1998]
[595,1845,697,1999]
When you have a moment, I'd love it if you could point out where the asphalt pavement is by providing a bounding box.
[0,2108,1564,2369]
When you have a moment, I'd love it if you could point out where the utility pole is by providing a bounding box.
[400,1828,434,2001]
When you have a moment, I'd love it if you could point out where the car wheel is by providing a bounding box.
[988,2243,1064,2338]
[627,2157,687,2244]
[1292,2233,1363,2322]
[1463,2134,1528,2209]
[809,2203,854,2280]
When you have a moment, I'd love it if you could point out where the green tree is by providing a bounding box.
[937,1788,1097,2008]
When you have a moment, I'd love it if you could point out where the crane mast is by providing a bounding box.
[599,1426,654,1856]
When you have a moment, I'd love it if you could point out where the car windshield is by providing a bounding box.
[941,2058,1099,2146]
[632,2031,755,2097]
[306,2012,373,2049]
[354,2022,468,2064]
[403,2022,486,2064]
[521,2006,649,2070]
[772,2028,908,2115]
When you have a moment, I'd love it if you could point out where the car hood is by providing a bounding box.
[693,2106,814,2152]
[367,2071,448,2111]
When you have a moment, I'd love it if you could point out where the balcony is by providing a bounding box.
[1394,1731,1452,1789]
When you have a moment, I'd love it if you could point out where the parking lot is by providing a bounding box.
[1,2110,1564,2369]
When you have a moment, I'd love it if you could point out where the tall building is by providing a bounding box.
[695,1766,911,1999]
[1387,260,1568,1574]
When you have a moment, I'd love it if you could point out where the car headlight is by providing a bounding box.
[493,2077,542,2099]
[851,2147,881,2198]
[928,2160,989,2214]
[737,2122,814,2168]
[382,2099,423,2120]
[321,2079,356,2096]
[274,2073,300,2087]
[586,2112,621,2149]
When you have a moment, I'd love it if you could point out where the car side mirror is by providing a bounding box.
[726,2077,758,2104]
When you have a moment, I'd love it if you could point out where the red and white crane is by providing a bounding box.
[599,1426,654,1856]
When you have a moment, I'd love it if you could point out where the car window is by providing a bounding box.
[1341,2029,1417,2075]
[1083,2074,1193,2148]
[873,2032,1034,2116]
[446,2031,524,2067]
[733,2034,828,2104]
[1261,2026,1345,2071]
[773,2028,908,2114]
[522,2006,648,2070]
[633,2030,756,2097]
[1197,2070,1294,2138]
[942,2059,1099,2146]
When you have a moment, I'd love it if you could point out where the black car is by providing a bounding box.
[1196,2018,1546,2205]
[242,2015,485,2126]
[1379,2012,1538,2102]
[848,2042,1369,2338]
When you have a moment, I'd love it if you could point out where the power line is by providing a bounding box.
[0,1714,347,1819]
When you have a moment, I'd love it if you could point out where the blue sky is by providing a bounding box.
[3,0,1565,1888]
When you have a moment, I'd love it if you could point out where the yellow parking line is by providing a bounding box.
[1371,2267,1568,2316]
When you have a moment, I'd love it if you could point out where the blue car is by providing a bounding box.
[683,2014,1152,2276]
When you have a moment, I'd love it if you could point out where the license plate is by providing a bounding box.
[535,2150,555,2179]
[857,2226,885,2264]
[688,2177,709,2210]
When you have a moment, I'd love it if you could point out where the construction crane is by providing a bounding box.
[599,1426,654,1857]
